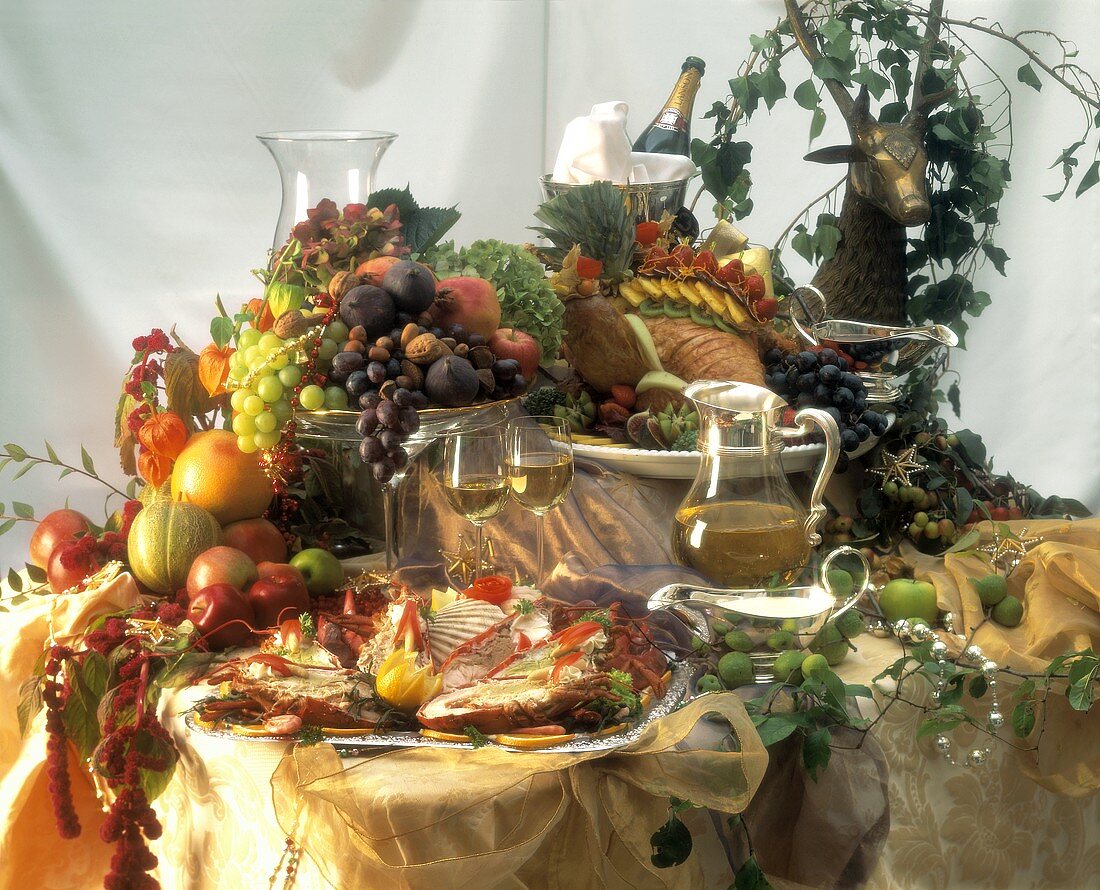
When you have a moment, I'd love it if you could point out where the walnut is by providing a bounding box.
[273,311,315,340]
[406,334,452,365]
[327,271,361,302]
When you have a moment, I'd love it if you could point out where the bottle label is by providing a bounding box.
[653,109,688,133]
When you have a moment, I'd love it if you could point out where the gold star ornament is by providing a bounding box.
[976,526,1044,575]
[867,445,926,488]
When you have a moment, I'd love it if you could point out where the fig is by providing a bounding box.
[424,355,480,407]
[339,285,395,339]
[382,261,437,314]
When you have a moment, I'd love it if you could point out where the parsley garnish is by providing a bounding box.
[578,610,612,631]
[297,724,325,746]
[463,726,490,748]
[298,612,315,639]
[516,598,535,615]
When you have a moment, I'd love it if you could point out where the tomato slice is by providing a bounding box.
[575,255,604,279]
[550,651,584,682]
[464,575,513,605]
[515,631,532,653]
[549,620,603,654]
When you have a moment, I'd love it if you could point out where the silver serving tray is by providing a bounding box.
[185,658,691,756]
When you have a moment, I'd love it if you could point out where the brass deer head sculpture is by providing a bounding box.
[784,0,954,323]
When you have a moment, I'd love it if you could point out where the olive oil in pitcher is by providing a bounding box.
[672,501,810,588]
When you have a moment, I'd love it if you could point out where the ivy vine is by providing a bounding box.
[693,0,1100,345]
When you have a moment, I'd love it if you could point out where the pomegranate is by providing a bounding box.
[29,508,92,568]
[429,277,501,339]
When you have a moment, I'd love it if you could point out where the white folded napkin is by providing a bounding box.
[551,101,696,185]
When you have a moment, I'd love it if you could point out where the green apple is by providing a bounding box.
[801,653,830,680]
[878,578,938,625]
[289,547,344,596]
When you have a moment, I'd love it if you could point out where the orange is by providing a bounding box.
[170,429,272,525]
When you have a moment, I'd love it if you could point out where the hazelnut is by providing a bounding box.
[343,341,365,354]
[349,325,367,342]
[368,346,391,363]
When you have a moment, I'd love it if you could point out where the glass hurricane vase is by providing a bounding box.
[258,129,397,254]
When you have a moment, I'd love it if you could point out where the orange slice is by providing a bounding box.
[594,723,628,737]
[420,729,473,744]
[492,732,576,750]
[321,726,374,737]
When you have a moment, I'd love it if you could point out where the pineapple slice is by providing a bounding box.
[723,294,750,325]
[694,281,730,318]
[617,281,647,306]
[639,276,667,299]
[674,280,702,305]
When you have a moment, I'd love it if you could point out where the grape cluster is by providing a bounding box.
[762,347,890,472]
[843,339,897,366]
[356,390,421,483]
[227,328,307,453]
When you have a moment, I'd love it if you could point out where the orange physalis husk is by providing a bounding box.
[138,448,172,488]
[198,343,234,396]
[246,298,275,332]
[137,410,189,460]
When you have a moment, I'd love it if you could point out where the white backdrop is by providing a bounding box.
[2,0,1098,569]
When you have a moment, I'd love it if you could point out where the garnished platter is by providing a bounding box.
[185,573,688,754]
[569,412,894,479]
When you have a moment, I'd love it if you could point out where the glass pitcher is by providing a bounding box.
[671,381,840,588]
[258,129,397,254]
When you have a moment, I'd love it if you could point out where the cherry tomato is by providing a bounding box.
[465,575,513,605]
[575,255,604,279]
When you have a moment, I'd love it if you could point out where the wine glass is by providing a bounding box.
[506,416,574,583]
[442,426,510,580]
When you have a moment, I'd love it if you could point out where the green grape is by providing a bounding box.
[244,345,262,368]
[232,413,256,436]
[229,351,248,373]
[271,399,293,422]
[278,365,302,388]
[259,333,283,353]
[254,429,281,449]
[230,388,249,412]
[237,434,258,454]
[318,339,339,361]
[227,365,246,383]
[238,328,262,350]
[254,411,278,433]
[323,386,348,410]
[243,394,265,416]
[256,377,283,403]
[326,320,350,342]
[269,352,289,370]
[299,384,325,411]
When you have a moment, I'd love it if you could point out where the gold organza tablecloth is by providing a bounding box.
[2,458,1099,889]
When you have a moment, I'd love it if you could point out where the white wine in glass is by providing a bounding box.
[442,426,508,579]
[507,416,573,582]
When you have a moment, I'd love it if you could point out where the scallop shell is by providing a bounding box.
[429,599,506,664]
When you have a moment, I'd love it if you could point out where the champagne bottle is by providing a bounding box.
[632,56,705,156]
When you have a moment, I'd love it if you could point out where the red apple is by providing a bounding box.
[222,517,287,565]
[47,541,102,594]
[186,546,258,597]
[30,509,92,569]
[488,328,540,380]
[257,561,307,584]
[248,565,310,628]
[188,584,255,650]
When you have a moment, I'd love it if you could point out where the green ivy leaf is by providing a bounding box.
[809,107,827,143]
[802,727,831,780]
[1012,701,1036,738]
[814,224,842,261]
[1016,62,1042,92]
[650,813,693,868]
[753,716,801,747]
[791,230,814,262]
[732,856,773,890]
[62,666,102,760]
[1075,161,1100,197]
[793,79,819,110]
